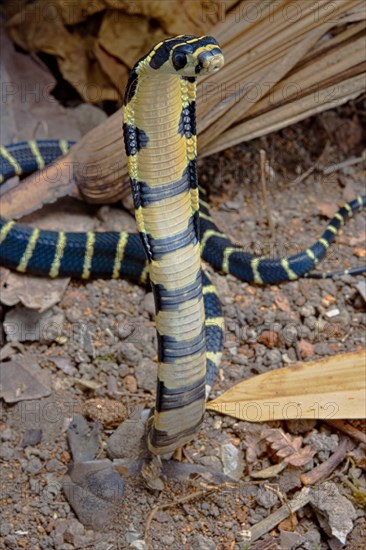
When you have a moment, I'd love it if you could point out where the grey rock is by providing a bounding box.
[304,431,339,461]
[134,357,156,392]
[63,518,85,544]
[0,444,14,461]
[300,303,316,317]
[117,343,143,367]
[191,534,216,550]
[280,530,304,550]
[0,428,13,441]
[63,460,124,530]
[209,504,220,517]
[199,455,222,471]
[39,535,53,549]
[107,416,146,459]
[3,535,18,549]
[53,533,65,549]
[160,535,175,545]
[263,349,282,365]
[309,481,357,544]
[4,307,64,343]
[0,524,12,537]
[256,486,279,509]
[26,456,43,474]
[118,363,130,377]
[67,414,101,462]
[46,458,63,472]
[300,525,322,550]
[20,428,42,448]
[313,342,331,355]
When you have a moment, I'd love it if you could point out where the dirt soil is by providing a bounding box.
[0,102,365,550]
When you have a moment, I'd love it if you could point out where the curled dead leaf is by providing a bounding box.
[262,428,315,467]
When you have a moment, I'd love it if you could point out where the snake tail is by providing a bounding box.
[123,36,224,454]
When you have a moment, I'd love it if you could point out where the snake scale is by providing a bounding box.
[0,36,365,453]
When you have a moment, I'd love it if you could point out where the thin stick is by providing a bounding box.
[324,420,366,444]
[259,149,275,238]
[322,150,366,175]
[144,486,220,540]
[245,487,311,542]
[300,434,352,486]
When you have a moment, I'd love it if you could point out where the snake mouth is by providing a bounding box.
[197,51,224,74]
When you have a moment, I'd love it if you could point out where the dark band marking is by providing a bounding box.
[156,377,206,411]
[123,123,149,156]
[131,168,191,208]
[152,272,202,312]
[157,328,206,361]
[148,416,204,448]
[146,219,197,259]
[178,102,196,138]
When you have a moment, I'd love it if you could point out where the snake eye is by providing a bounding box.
[172,51,187,70]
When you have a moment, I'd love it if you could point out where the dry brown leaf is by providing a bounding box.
[94,42,129,93]
[0,22,81,143]
[97,11,165,69]
[116,0,228,35]
[5,0,229,103]
[7,2,118,102]
[261,428,315,467]
[316,202,338,218]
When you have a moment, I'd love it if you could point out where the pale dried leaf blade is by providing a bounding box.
[207,350,366,421]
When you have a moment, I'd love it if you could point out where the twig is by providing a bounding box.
[322,149,366,175]
[243,487,311,542]
[259,150,275,238]
[144,486,220,540]
[288,141,330,186]
[289,165,316,186]
[300,434,352,486]
[324,419,366,444]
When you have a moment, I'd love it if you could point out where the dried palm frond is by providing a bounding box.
[2,0,365,212]
[73,0,366,201]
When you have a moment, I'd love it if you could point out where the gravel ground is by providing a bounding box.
[0,103,365,549]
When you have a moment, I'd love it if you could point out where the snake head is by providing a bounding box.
[171,36,224,76]
[142,35,224,77]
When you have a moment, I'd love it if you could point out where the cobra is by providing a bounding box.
[122,35,225,453]
[0,36,365,452]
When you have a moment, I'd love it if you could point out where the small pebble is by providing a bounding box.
[25,457,43,475]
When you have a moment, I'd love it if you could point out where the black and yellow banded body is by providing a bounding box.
[3,191,364,282]
[123,35,224,454]
[0,218,223,390]
[0,140,74,184]
[1,142,364,283]
[198,186,366,282]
